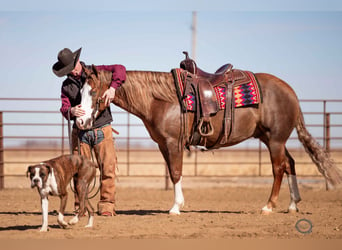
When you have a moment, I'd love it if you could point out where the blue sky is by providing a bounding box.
[2,0,342,11]
[1,9,341,101]
[1,1,342,147]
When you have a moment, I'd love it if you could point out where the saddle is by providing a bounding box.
[179,51,251,147]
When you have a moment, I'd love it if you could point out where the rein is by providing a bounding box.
[67,107,73,155]
[66,108,101,199]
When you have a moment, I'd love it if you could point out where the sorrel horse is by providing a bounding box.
[76,64,342,215]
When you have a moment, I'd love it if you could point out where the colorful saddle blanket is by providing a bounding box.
[172,68,262,112]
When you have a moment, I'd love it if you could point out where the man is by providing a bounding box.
[52,47,126,216]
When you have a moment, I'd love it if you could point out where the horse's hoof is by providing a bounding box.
[169,211,180,215]
[169,209,181,215]
[169,203,183,215]
[261,205,273,215]
[39,227,49,232]
[288,208,299,214]
[169,208,181,215]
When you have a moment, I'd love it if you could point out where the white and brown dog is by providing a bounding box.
[26,154,96,232]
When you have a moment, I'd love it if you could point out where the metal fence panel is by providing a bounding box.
[0,98,341,189]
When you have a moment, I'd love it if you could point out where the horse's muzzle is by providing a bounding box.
[76,117,93,130]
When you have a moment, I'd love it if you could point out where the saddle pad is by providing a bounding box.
[172,68,262,112]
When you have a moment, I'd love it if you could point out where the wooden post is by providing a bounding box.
[0,112,4,189]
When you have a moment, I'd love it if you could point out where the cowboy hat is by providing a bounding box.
[52,48,82,77]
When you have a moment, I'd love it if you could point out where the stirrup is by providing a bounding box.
[198,118,214,137]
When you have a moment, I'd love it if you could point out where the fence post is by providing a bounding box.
[325,113,330,152]
[0,112,4,189]
[127,113,130,177]
[324,112,331,190]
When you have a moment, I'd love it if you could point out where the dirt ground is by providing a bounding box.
[0,177,341,240]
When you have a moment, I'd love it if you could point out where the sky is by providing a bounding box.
[0,5,342,101]
[0,1,342,147]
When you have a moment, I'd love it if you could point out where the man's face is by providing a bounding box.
[70,60,82,77]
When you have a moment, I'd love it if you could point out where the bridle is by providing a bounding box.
[88,72,106,127]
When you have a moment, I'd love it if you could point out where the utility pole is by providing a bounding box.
[191,11,197,61]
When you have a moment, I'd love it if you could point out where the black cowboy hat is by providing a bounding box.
[52,47,82,77]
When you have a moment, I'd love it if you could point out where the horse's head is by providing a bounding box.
[75,64,109,130]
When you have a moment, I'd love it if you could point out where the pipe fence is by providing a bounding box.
[0,98,341,189]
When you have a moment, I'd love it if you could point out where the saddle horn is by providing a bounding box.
[180,51,197,74]
[183,51,190,59]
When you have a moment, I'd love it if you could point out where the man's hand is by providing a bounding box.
[102,87,116,107]
[70,105,85,117]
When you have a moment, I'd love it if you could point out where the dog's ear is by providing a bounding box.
[41,163,52,174]
[26,166,33,178]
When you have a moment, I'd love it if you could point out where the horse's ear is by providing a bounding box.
[82,64,91,76]
[92,64,99,77]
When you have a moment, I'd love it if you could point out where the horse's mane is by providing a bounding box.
[116,71,177,118]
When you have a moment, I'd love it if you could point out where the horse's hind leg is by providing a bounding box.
[285,148,301,213]
[262,142,301,214]
[261,141,287,214]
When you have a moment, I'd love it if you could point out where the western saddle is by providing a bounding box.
[179,51,251,147]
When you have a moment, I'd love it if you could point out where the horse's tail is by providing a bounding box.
[295,109,342,188]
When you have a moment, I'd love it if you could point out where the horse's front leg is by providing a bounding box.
[158,144,185,215]
[169,176,184,215]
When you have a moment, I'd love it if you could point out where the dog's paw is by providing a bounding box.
[84,216,94,228]
[57,212,69,229]
[57,220,69,229]
[68,216,79,225]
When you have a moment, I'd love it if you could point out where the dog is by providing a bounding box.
[26,154,96,232]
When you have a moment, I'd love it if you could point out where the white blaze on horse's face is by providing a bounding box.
[76,81,98,130]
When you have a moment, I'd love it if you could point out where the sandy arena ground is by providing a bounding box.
[0,177,341,239]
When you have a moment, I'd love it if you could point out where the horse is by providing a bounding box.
[76,63,342,215]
